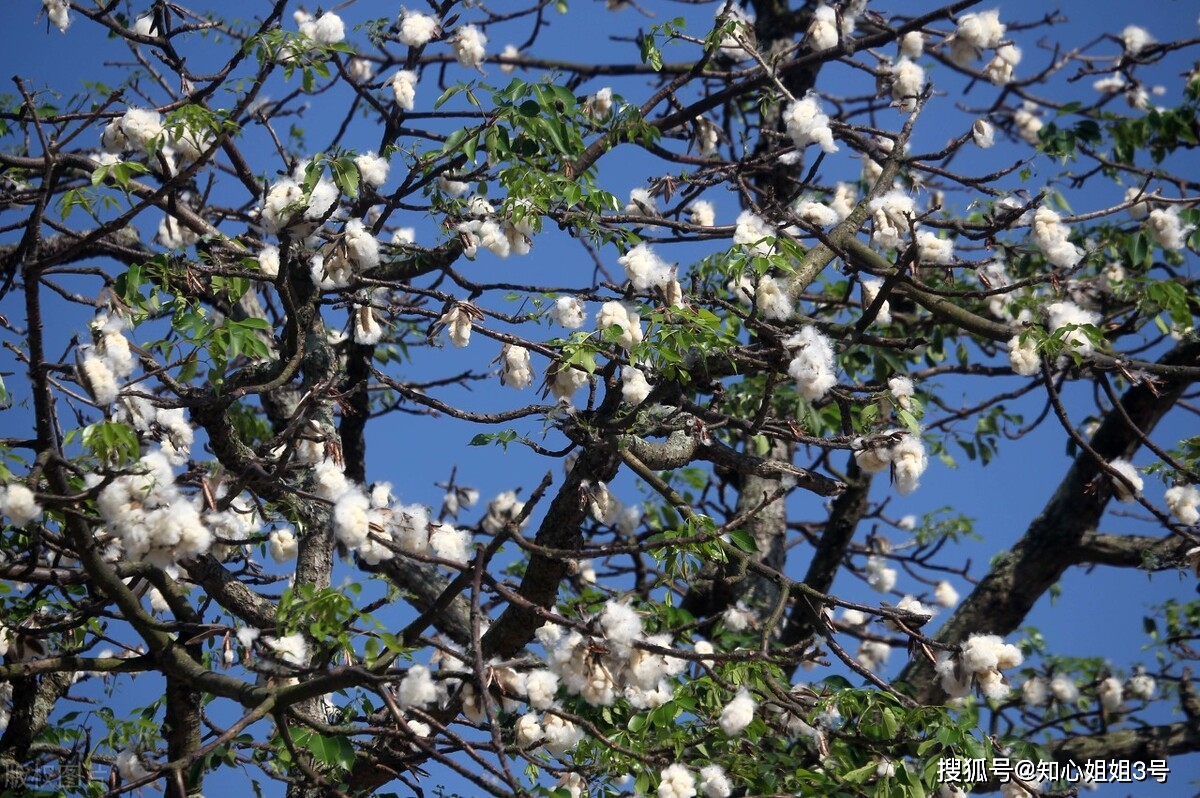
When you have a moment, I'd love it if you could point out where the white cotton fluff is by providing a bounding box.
[398,664,438,709]
[515,713,543,747]
[715,3,755,62]
[525,670,559,709]
[785,326,837,401]
[783,95,838,153]
[343,218,380,270]
[865,556,897,593]
[352,306,383,345]
[596,302,643,349]
[391,70,418,110]
[157,216,199,250]
[949,9,1005,65]
[719,690,757,736]
[1022,676,1048,706]
[120,108,164,153]
[983,44,1021,85]
[0,484,42,527]
[1107,458,1143,502]
[333,489,372,550]
[268,529,298,562]
[551,297,586,329]
[115,750,149,782]
[972,119,995,148]
[398,10,440,47]
[622,366,652,406]
[807,5,839,51]
[1121,25,1154,55]
[439,306,473,348]
[694,116,720,156]
[659,763,697,798]
[429,523,471,563]
[722,601,756,631]
[1129,672,1157,700]
[355,152,390,188]
[899,31,924,58]
[348,58,375,83]
[869,189,916,249]
[734,211,776,257]
[587,87,614,119]
[91,314,136,378]
[891,435,928,494]
[452,25,488,69]
[859,278,892,324]
[1046,300,1101,357]
[43,0,71,33]
[793,198,840,227]
[625,187,659,217]
[550,366,589,403]
[1008,334,1040,376]
[755,275,793,321]
[858,641,891,670]
[831,182,857,220]
[77,348,118,405]
[600,601,643,651]
[500,344,534,389]
[1165,485,1200,525]
[1050,675,1079,702]
[916,231,955,264]
[310,12,345,45]
[1098,676,1123,712]
[1146,207,1195,251]
[689,200,716,228]
[258,245,280,278]
[888,375,915,409]
[698,765,732,798]
[260,178,304,233]
[499,44,520,74]
[890,58,925,112]
[313,458,351,502]
[934,581,959,607]
[1033,207,1084,269]
[267,633,308,666]
[542,713,583,753]
[619,243,672,291]
[1014,103,1043,145]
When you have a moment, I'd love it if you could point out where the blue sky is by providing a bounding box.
[3,0,1200,796]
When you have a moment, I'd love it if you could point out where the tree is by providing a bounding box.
[1,0,1199,796]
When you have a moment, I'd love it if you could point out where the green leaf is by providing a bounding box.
[727,529,759,554]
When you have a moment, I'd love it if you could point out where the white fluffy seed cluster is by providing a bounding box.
[90,450,213,568]
[868,188,917,249]
[499,344,535,390]
[536,603,687,711]
[260,161,340,236]
[934,633,1023,701]
[0,483,42,527]
[456,196,537,259]
[1032,207,1084,269]
[785,326,837,401]
[1106,458,1143,502]
[619,243,676,293]
[398,9,440,47]
[596,302,644,349]
[313,462,470,567]
[782,94,838,154]
[853,432,929,494]
[452,25,488,69]
[551,297,587,329]
[1165,484,1200,525]
[76,313,138,407]
[1045,299,1101,358]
